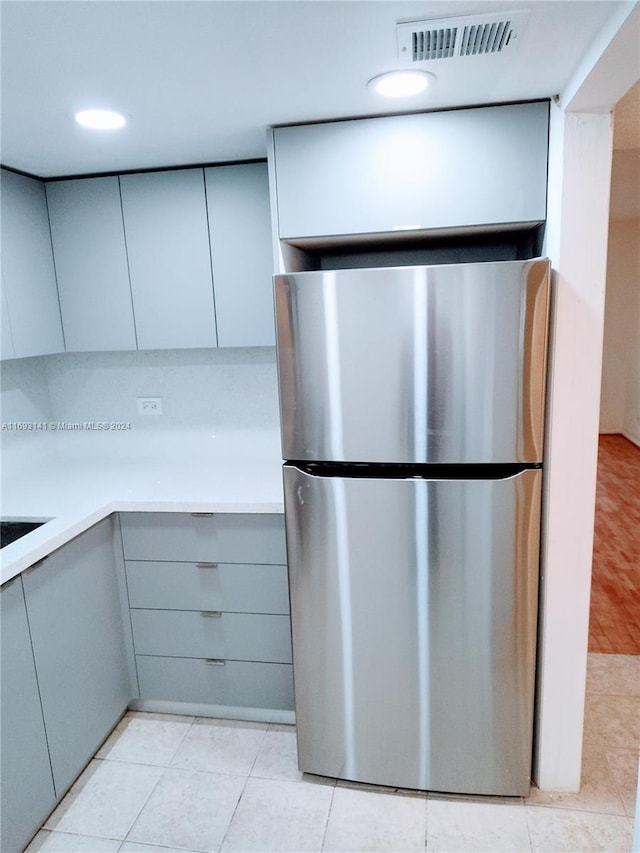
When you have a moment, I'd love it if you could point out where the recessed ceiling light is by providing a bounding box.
[367,70,436,99]
[75,109,127,130]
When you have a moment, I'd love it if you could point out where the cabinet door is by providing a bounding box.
[130,610,292,662]
[205,163,275,346]
[120,169,217,349]
[120,512,286,565]
[136,656,294,710]
[1,577,56,853]
[125,560,290,614]
[1,169,64,357]
[273,102,549,240]
[22,517,131,796]
[47,176,137,352]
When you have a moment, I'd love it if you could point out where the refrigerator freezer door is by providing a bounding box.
[275,260,549,464]
[284,464,542,795]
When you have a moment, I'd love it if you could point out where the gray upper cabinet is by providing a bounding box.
[272,102,549,240]
[1,273,15,360]
[1,577,56,853]
[205,163,275,346]
[22,517,131,797]
[47,176,137,352]
[1,169,64,358]
[120,169,217,350]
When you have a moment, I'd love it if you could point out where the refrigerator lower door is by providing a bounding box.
[283,464,542,796]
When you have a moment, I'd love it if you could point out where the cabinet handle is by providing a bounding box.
[205,658,226,666]
[25,558,47,573]
[191,512,214,517]
[200,611,222,618]
[196,562,219,569]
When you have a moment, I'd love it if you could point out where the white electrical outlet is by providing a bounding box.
[137,396,163,415]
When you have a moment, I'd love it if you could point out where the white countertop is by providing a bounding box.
[1,427,285,584]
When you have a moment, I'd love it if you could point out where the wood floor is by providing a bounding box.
[588,433,640,654]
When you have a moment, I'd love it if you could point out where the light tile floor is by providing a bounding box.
[27,654,638,853]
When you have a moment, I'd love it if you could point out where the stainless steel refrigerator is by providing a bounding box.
[274,259,550,796]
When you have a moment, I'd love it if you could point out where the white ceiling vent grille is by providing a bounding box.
[397,10,530,65]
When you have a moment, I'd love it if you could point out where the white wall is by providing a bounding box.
[0,356,53,423]
[534,0,639,792]
[0,348,282,467]
[0,357,54,482]
[599,215,640,443]
[40,347,282,461]
[537,106,613,791]
[43,347,279,432]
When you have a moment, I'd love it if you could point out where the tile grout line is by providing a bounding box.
[119,762,172,847]
[214,724,269,852]
[215,772,254,852]
[318,783,337,853]
[118,715,199,848]
[522,800,536,853]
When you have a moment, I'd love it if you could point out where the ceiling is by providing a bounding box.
[0,0,636,178]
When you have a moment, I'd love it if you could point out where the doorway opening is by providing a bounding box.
[589,80,640,655]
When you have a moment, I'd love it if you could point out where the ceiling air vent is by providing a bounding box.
[397,10,530,65]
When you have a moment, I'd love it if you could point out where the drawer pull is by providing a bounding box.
[200,611,222,618]
[205,658,226,666]
[191,512,214,517]
[196,562,219,569]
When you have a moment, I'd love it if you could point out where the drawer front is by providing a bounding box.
[136,655,294,710]
[130,610,292,663]
[120,512,286,564]
[125,560,289,614]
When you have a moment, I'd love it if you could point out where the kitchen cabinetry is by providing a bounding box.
[1,273,15,359]
[120,512,293,712]
[22,517,131,796]
[1,577,56,853]
[1,168,64,358]
[205,163,275,346]
[46,176,137,351]
[119,169,217,350]
[271,101,549,241]
[4,161,277,355]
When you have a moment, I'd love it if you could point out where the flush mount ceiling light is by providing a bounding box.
[367,70,436,98]
[74,109,127,130]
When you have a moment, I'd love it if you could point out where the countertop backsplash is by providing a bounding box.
[1,347,282,468]
[1,356,56,476]
[43,347,280,431]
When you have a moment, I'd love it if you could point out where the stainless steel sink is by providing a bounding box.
[1,520,47,548]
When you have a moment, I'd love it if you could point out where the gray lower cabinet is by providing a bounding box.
[125,559,289,613]
[1,577,56,853]
[130,610,292,662]
[136,657,293,708]
[22,517,131,797]
[120,512,293,711]
[120,511,287,564]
